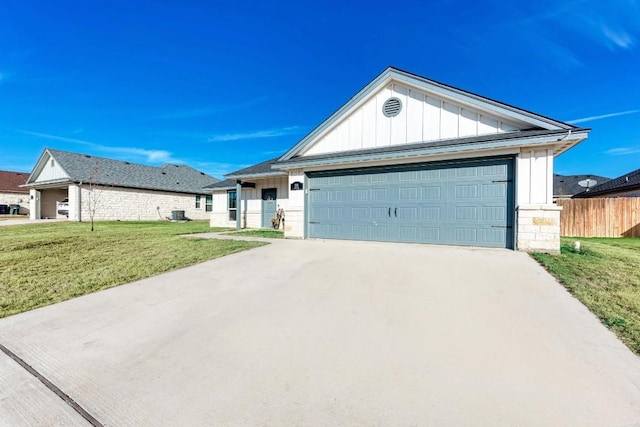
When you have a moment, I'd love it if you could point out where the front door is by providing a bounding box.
[262,188,277,228]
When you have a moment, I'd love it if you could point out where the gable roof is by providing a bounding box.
[280,66,579,162]
[553,174,611,197]
[0,170,30,193]
[224,157,286,179]
[573,167,640,198]
[25,148,219,194]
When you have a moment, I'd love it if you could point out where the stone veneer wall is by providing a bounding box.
[517,204,562,254]
[77,185,209,221]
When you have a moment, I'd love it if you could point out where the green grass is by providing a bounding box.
[0,221,266,318]
[532,237,640,354]
[222,229,284,239]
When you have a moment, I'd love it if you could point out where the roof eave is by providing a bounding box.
[274,131,590,170]
[223,171,288,180]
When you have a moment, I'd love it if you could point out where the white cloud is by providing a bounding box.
[18,130,176,164]
[208,126,303,142]
[602,26,635,49]
[567,109,640,124]
[19,130,93,145]
[605,147,640,156]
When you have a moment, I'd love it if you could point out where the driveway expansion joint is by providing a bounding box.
[0,342,103,427]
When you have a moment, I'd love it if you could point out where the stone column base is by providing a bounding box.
[517,204,562,254]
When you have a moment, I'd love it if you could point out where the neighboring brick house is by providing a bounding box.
[0,170,30,214]
[553,174,610,199]
[24,148,219,221]
[573,167,640,198]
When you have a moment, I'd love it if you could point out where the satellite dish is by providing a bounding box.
[578,179,598,189]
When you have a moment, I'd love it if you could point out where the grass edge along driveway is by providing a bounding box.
[0,221,265,318]
[532,237,640,354]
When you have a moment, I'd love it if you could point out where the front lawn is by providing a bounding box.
[222,229,284,239]
[0,221,266,318]
[532,237,640,354]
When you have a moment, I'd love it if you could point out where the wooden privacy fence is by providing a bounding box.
[556,198,640,237]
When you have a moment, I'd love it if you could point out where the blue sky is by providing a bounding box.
[1,0,638,179]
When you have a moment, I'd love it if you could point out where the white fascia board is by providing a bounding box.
[298,147,522,173]
[25,149,72,185]
[389,69,573,131]
[22,179,72,189]
[223,171,288,180]
[25,149,51,184]
[274,131,589,171]
[209,186,236,192]
[279,71,396,161]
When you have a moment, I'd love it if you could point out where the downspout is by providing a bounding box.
[236,180,242,230]
[77,182,82,222]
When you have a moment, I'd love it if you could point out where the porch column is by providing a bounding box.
[29,189,40,220]
[236,180,242,230]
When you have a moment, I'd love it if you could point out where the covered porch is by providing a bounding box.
[208,158,289,230]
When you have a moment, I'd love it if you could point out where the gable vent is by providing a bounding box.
[382,97,402,117]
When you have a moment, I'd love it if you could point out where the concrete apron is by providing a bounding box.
[1,238,640,426]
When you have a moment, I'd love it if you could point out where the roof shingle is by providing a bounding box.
[573,167,640,198]
[31,149,219,194]
[0,170,30,193]
[553,174,610,197]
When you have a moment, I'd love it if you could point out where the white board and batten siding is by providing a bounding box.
[210,176,289,228]
[301,83,524,157]
[33,153,70,182]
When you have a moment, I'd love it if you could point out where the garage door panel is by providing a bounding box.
[421,186,441,199]
[371,188,390,201]
[482,206,506,221]
[369,225,391,240]
[455,206,477,220]
[482,183,506,198]
[421,227,440,241]
[420,206,441,220]
[399,226,419,241]
[420,169,442,180]
[481,228,506,244]
[454,184,479,199]
[397,207,418,220]
[455,227,478,243]
[455,167,479,178]
[399,187,419,200]
[481,164,508,176]
[307,158,513,248]
[351,189,369,201]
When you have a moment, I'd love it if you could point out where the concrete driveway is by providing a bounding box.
[1,238,640,426]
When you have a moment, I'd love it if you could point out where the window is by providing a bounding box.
[227,190,237,221]
[205,195,213,212]
[50,159,55,167]
[195,195,201,209]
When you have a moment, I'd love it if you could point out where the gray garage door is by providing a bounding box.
[307,158,514,248]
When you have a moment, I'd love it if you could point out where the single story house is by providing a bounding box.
[553,174,610,199]
[210,67,590,253]
[0,170,30,214]
[573,167,640,198]
[24,148,219,221]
